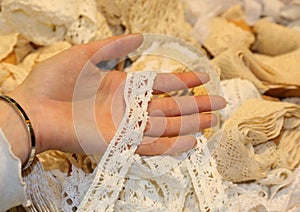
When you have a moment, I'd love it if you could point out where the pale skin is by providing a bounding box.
[0,34,226,166]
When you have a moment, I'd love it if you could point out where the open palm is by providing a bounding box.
[9,34,226,156]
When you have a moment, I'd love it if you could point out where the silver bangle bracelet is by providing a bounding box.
[0,95,36,170]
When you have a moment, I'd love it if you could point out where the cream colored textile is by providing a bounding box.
[254,48,300,87]
[252,19,300,56]
[220,78,262,119]
[211,48,269,93]
[97,0,198,46]
[203,18,254,56]
[1,0,77,45]
[1,0,110,45]
[0,41,71,94]
[0,62,29,94]
[0,32,18,61]
[215,99,300,182]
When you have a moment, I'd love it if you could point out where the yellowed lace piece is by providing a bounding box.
[215,99,300,182]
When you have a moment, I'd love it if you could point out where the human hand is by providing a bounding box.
[8,34,226,159]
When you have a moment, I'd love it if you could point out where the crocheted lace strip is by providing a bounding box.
[185,133,229,212]
[78,71,156,211]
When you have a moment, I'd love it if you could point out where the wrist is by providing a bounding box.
[0,100,30,164]
[7,91,44,154]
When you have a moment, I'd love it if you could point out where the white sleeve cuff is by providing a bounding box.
[0,129,30,211]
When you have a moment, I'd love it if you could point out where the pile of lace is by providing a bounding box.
[17,71,300,212]
[4,34,297,212]
[1,0,299,211]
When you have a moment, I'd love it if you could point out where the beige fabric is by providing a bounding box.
[211,48,269,93]
[95,0,123,35]
[215,99,300,182]
[0,32,18,61]
[212,47,300,97]
[14,35,35,63]
[252,19,300,56]
[1,0,78,45]
[221,4,245,21]
[220,78,262,119]
[0,12,14,34]
[0,41,71,94]
[98,0,199,47]
[221,4,253,32]
[65,0,97,44]
[38,150,96,174]
[0,62,29,94]
[20,41,71,73]
[203,18,254,56]
[122,0,192,38]
[254,48,300,87]
[93,12,113,41]
[261,0,284,22]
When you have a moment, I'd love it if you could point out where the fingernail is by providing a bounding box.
[210,113,218,127]
[196,72,210,83]
[211,96,227,110]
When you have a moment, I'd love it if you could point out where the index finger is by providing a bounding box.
[75,34,144,64]
[153,71,210,94]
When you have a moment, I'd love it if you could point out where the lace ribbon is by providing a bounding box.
[78,71,157,211]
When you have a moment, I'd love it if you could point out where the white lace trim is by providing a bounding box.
[78,71,157,211]
[185,133,229,211]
